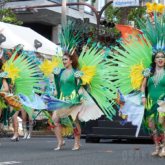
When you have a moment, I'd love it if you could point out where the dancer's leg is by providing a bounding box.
[73,115,81,150]
[159,116,165,157]
[148,117,160,156]
[21,108,27,123]
[27,113,33,139]
[10,107,19,141]
[0,108,2,146]
[0,109,2,133]
[21,109,28,139]
[52,111,64,149]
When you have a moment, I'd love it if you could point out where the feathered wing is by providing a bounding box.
[2,46,44,118]
[107,35,153,136]
[116,25,143,44]
[109,34,153,96]
[78,42,117,120]
[3,46,44,96]
[39,55,63,77]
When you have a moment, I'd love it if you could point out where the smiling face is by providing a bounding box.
[155,52,165,67]
[62,55,72,68]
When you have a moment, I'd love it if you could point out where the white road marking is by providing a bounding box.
[0,161,22,165]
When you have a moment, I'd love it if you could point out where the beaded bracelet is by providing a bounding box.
[79,93,87,100]
[141,91,146,98]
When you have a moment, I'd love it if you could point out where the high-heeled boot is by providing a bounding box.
[27,123,33,139]
[22,122,28,139]
[152,129,160,156]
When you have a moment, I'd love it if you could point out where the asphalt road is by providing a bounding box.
[0,137,164,165]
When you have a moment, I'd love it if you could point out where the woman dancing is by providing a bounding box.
[141,52,165,157]
[108,2,165,158]
[39,20,116,151]
[52,52,88,151]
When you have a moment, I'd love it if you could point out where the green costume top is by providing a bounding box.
[147,71,165,102]
[60,68,77,96]
[53,67,84,134]
[54,67,82,101]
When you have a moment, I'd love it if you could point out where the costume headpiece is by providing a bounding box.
[136,11,165,46]
[58,19,88,56]
[152,40,165,55]
[136,2,165,55]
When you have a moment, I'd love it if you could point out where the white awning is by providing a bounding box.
[0,22,61,56]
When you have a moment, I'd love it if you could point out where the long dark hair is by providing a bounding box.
[150,52,165,76]
[64,51,79,69]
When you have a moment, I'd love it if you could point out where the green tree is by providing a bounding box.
[0,0,23,25]
[105,5,146,28]
[82,0,148,48]
[82,0,147,27]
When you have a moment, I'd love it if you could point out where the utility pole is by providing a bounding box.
[62,0,66,27]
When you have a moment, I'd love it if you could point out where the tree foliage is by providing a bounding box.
[0,0,23,25]
[80,1,147,46]
[105,4,146,28]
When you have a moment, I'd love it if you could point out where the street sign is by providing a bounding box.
[129,21,135,27]
[113,0,139,7]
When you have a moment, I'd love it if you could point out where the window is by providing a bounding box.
[155,0,159,3]
[98,0,106,17]
[48,0,61,3]
[84,0,93,14]
[69,0,79,9]
[10,0,32,1]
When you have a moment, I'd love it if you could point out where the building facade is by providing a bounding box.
[6,0,108,44]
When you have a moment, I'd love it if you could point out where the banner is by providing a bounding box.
[113,0,139,7]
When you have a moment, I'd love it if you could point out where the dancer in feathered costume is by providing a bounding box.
[2,45,40,141]
[0,45,44,142]
[0,50,10,145]
[109,2,165,157]
[39,20,116,150]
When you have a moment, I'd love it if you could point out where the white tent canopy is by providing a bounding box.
[0,22,60,56]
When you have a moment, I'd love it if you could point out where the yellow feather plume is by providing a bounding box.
[128,60,145,90]
[39,55,62,77]
[39,59,54,77]
[52,55,62,68]
[81,62,96,86]
[2,62,21,83]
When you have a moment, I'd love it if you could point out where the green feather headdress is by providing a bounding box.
[136,11,165,55]
[136,11,165,46]
[151,40,165,55]
[58,19,89,56]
